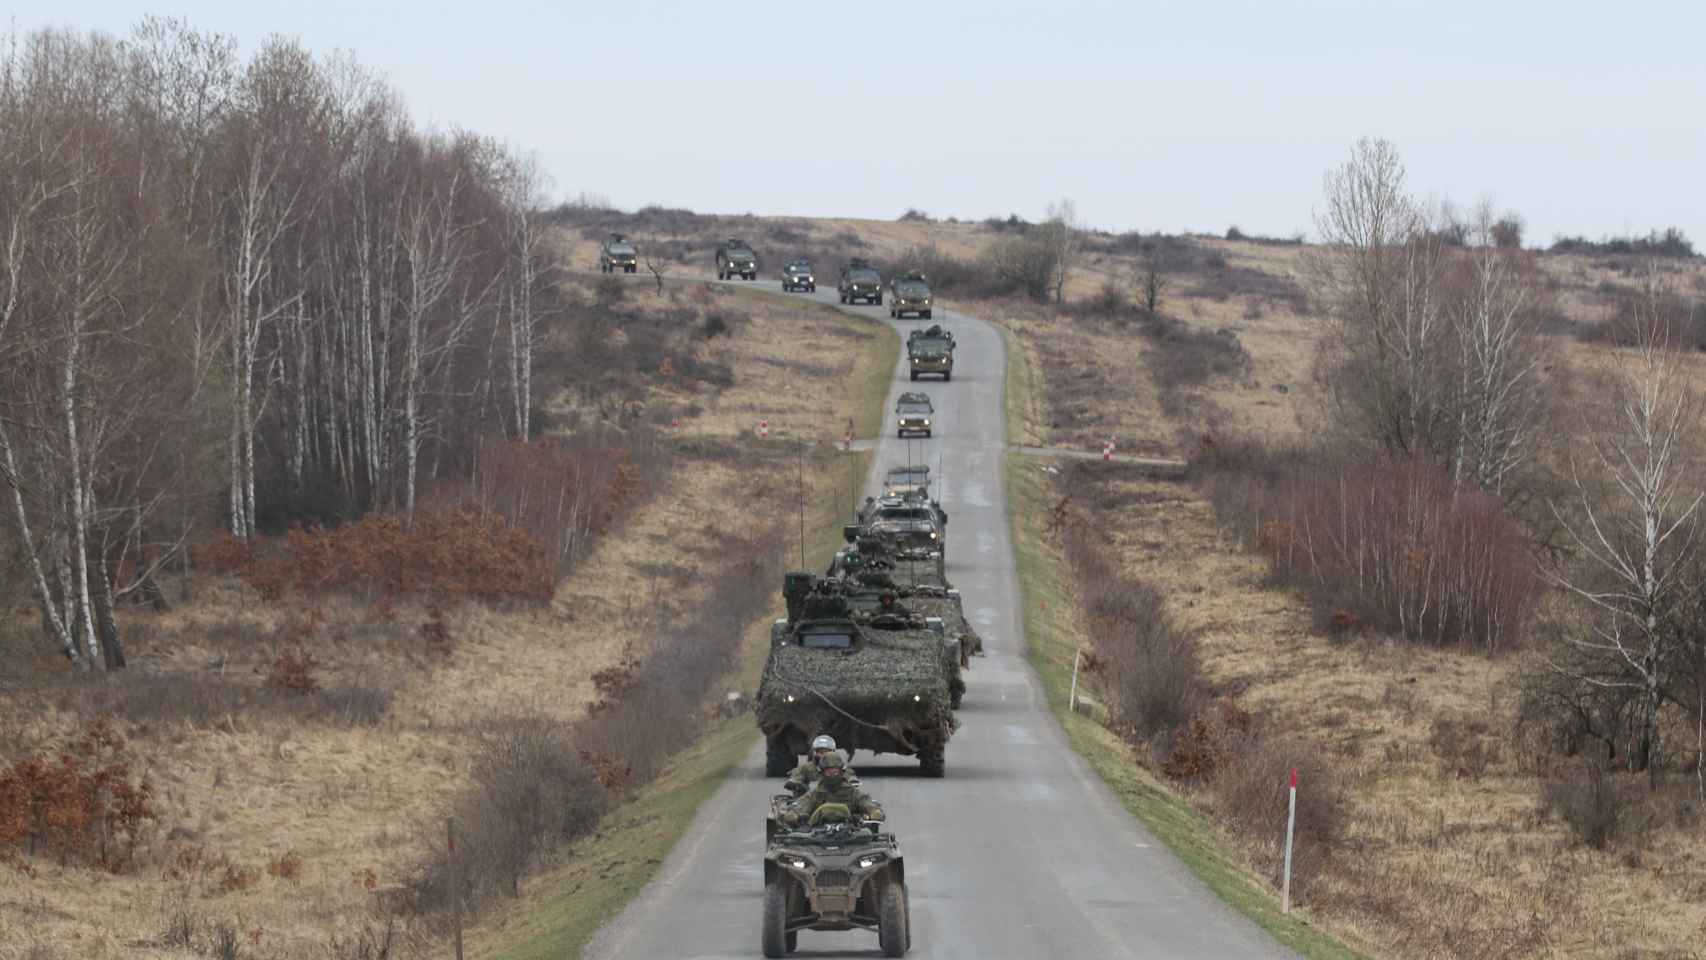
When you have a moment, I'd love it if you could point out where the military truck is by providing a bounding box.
[599,234,638,273]
[907,324,954,349]
[781,258,816,293]
[838,259,882,305]
[881,464,930,498]
[763,812,910,957]
[887,271,932,320]
[852,494,946,574]
[717,239,758,280]
[757,575,957,778]
[907,340,952,383]
[894,391,933,438]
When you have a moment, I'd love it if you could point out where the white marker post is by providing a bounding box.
[1282,767,1298,914]
[1069,647,1082,712]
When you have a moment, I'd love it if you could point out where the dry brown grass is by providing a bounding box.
[0,255,892,956]
[1032,238,1706,957]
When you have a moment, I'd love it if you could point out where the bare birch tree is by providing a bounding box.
[1044,196,1079,304]
[1549,271,1702,785]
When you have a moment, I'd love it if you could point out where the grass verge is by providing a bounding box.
[1001,342,1366,960]
[466,291,897,960]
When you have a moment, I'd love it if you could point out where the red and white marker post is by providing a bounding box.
[1282,767,1298,913]
[759,419,769,439]
[844,428,853,451]
[1102,439,1113,461]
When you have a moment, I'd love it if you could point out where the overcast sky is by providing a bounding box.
[14,0,1705,245]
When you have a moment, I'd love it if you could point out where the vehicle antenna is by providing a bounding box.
[798,436,807,570]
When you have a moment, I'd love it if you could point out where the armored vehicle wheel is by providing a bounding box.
[922,310,932,319]
[762,878,789,958]
[766,737,794,777]
[787,930,798,952]
[878,881,908,957]
[909,371,918,381]
[950,689,962,709]
[943,372,952,382]
[809,284,816,292]
[626,265,636,273]
[918,744,945,778]
[875,295,883,306]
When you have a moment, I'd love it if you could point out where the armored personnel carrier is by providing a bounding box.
[717,239,758,280]
[757,575,956,778]
[763,810,910,957]
[782,258,816,292]
[837,572,968,708]
[887,271,932,320]
[906,328,953,382]
[838,258,882,305]
[599,234,638,273]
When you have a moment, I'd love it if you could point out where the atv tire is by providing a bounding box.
[879,882,908,957]
[766,738,794,777]
[763,878,789,958]
[918,744,945,778]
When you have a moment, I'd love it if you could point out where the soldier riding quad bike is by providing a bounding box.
[763,798,910,957]
[757,575,956,778]
[599,234,638,273]
[781,258,816,292]
[894,392,933,438]
[888,271,932,320]
[716,239,758,280]
[838,258,883,305]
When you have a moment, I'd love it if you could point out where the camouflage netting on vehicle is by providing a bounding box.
[906,593,984,659]
[757,627,957,751]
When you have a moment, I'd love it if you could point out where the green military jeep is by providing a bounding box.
[888,272,932,319]
[717,239,758,281]
[894,391,934,438]
[600,234,637,273]
[839,259,883,305]
[782,258,816,293]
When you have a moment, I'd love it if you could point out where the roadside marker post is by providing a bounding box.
[1069,647,1082,712]
[1282,767,1298,914]
[759,419,769,438]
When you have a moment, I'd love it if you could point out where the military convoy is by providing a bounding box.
[838,259,883,305]
[781,258,816,292]
[717,239,759,280]
[887,271,933,320]
[599,234,638,273]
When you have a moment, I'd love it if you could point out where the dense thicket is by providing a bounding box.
[0,21,558,670]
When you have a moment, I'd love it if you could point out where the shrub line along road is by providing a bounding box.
[585,283,1290,959]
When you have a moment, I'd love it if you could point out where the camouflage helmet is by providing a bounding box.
[816,749,849,772]
[811,734,837,752]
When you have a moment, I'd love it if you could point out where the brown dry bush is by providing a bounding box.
[1205,734,1347,903]
[1054,467,1208,745]
[1537,761,1651,851]
[0,716,157,873]
[415,715,610,912]
[1195,439,1538,653]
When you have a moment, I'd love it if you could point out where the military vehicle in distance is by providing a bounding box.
[837,572,967,708]
[757,575,956,778]
[838,258,883,305]
[599,234,638,273]
[881,464,930,498]
[887,271,932,320]
[894,391,933,438]
[853,494,946,573]
[781,258,816,293]
[763,811,910,957]
[717,239,758,280]
[907,338,952,382]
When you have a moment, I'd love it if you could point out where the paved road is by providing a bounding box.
[586,285,1290,959]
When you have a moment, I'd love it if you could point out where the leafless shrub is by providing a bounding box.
[1206,735,1347,902]
[1539,761,1638,850]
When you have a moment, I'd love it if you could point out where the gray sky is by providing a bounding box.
[15,1,1706,246]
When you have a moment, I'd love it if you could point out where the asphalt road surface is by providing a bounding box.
[586,284,1291,959]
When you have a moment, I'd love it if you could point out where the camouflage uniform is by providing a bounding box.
[783,752,883,825]
[785,757,859,793]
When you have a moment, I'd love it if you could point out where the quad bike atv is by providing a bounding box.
[762,803,910,957]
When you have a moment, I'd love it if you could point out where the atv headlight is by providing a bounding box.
[859,855,883,868]
[785,694,796,703]
[930,531,938,540]
[787,857,809,870]
[922,419,930,426]
[912,694,922,702]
